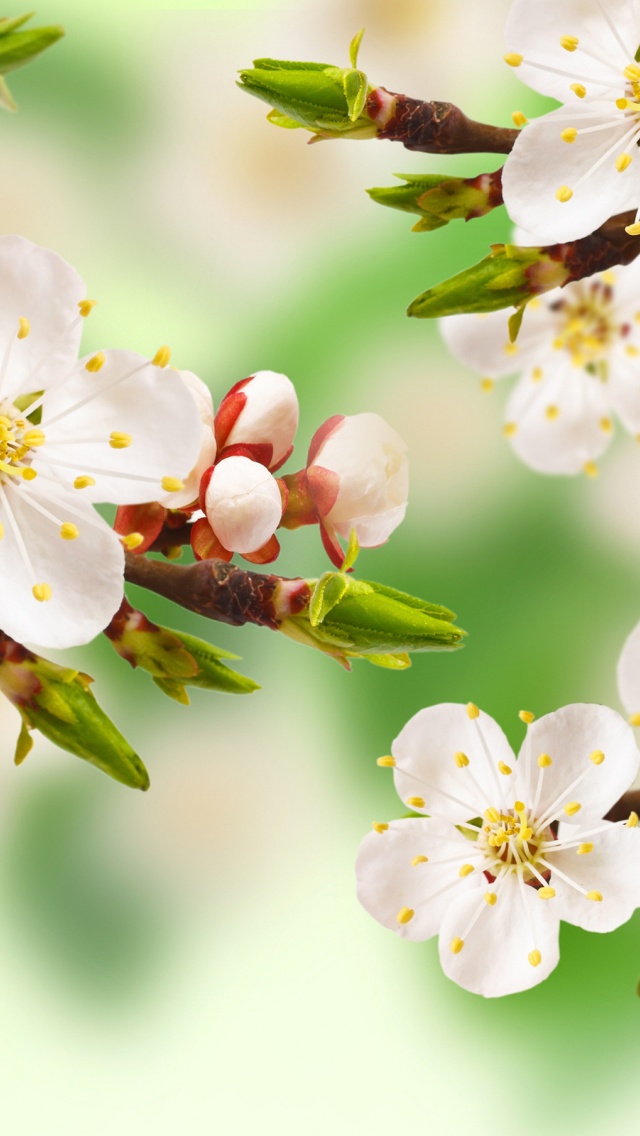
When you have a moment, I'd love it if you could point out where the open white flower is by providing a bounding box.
[357,701,640,997]
[0,235,202,650]
[502,0,640,243]
[441,257,640,475]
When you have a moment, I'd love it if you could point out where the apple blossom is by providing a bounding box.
[502,0,640,243]
[202,455,283,556]
[214,370,299,471]
[156,370,217,510]
[357,701,640,997]
[0,235,201,650]
[441,256,640,475]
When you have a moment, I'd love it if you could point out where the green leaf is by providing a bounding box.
[366,653,412,670]
[0,13,36,38]
[340,528,360,573]
[266,107,304,129]
[508,304,527,343]
[343,68,368,122]
[309,571,349,626]
[349,27,365,69]
[408,245,568,319]
[0,25,64,78]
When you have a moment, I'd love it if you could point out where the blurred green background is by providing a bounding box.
[0,0,639,1131]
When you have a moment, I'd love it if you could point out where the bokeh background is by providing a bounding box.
[0,0,639,1131]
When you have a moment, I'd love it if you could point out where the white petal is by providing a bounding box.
[356,818,477,941]
[392,703,516,823]
[224,370,299,467]
[0,483,124,649]
[0,235,85,405]
[505,0,638,101]
[154,370,216,509]
[38,350,202,505]
[505,359,612,474]
[516,704,640,826]
[616,619,640,718]
[440,306,552,379]
[178,369,214,425]
[438,873,560,997]
[605,343,640,434]
[603,256,640,316]
[550,820,640,932]
[503,105,640,244]
[204,455,283,553]
[341,502,408,547]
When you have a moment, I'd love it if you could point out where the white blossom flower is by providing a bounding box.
[617,619,640,727]
[306,413,409,564]
[357,701,640,997]
[441,257,640,475]
[203,454,283,554]
[0,235,202,650]
[215,370,299,470]
[502,0,640,243]
[156,370,217,510]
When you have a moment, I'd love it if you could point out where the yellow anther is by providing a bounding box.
[85,351,106,373]
[587,891,603,902]
[564,801,582,817]
[583,461,599,478]
[377,755,396,768]
[630,714,640,726]
[406,797,425,810]
[454,751,470,768]
[504,342,519,356]
[627,812,639,828]
[519,710,535,724]
[625,223,640,236]
[152,345,171,368]
[528,298,541,310]
[601,270,616,286]
[600,417,613,433]
[514,801,526,813]
[498,762,512,776]
[624,64,640,82]
[528,950,542,967]
[459,864,475,878]
[503,422,518,437]
[504,53,523,67]
[59,523,79,541]
[617,153,633,172]
[480,378,494,393]
[21,467,37,481]
[484,892,498,906]
[532,367,543,382]
[32,582,52,602]
[412,855,428,866]
[512,111,528,127]
[560,35,579,52]
[17,317,30,339]
[578,843,594,855]
[161,477,184,493]
[122,532,144,551]
[561,127,578,143]
[570,83,586,98]
[165,545,183,561]
[520,827,534,841]
[22,429,45,447]
[78,299,98,318]
[556,186,574,203]
[618,98,630,110]
[538,887,556,900]
[485,808,500,824]
[109,431,133,450]
[372,822,389,835]
[74,475,96,490]
[589,750,605,765]
[466,702,480,720]
[397,907,415,925]
[450,937,464,954]
[626,345,640,357]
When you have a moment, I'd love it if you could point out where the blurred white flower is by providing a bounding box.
[203,454,283,555]
[0,235,201,649]
[617,619,640,725]
[442,259,640,475]
[215,370,299,471]
[357,701,640,997]
[502,0,640,242]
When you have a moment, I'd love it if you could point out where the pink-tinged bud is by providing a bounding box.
[307,412,409,548]
[204,455,283,554]
[215,370,299,470]
[158,371,217,509]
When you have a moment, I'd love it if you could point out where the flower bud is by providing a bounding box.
[306,413,408,564]
[204,455,283,554]
[367,170,504,233]
[215,370,299,470]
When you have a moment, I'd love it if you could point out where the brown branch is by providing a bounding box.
[369,90,518,155]
[148,521,193,553]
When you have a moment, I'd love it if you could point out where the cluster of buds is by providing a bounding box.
[116,371,409,571]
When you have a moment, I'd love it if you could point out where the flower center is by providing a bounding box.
[478,802,554,886]
[551,282,617,367]
[0,399,43,486]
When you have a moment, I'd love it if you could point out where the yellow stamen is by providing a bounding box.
[519,710,535,724]
[564,801,582,817]
[600,417,613,433]
[450,937,464,954]
[512,111,528,127]
[78,299,98,318]
[21,468,37,481]
[624,64,640,82]
[503,422,517,437]
[617,153,633,172]
[627,812,639,828]
[165,545,183,561]
[556,186,573,203]
[484,892,498,906]
[85,351,106,373]
[466,702,480,719]
[122,532,144,551]
[377,755,396,768]
[601,270,616,286]
[74,475,96,490]
[59,523,79,541]
[625,345,639,357]
[498,762,512,776]
[372,822,388,835]
[538,887,556,900]
[480,378,494,393]
[454,751,469,768]
[583,461,599,478]
[514,800,525,813]
[528,950,542,967]
[397,907,414,925]
[504,53,523,67]
[570,83,586,98]
[485,808,500,824]
[406,797,425,810]
[32,583,52,602]
[459,864,475,878]
[504,342,519,356]
[412,855,428,866]
[618,97,629,110]
[629,714,640,726]
[161,477,184,493]
[532,367,543,382]
[17,317,30,339]
[560,35,579,52]
[586,891,603,902]
[152,345,171,368]
[577,843,594,855]
[22,429,45,447]
[561,127,578,143]
[625,222,640,236]
[589,750,605,765]
[109,431,133,450]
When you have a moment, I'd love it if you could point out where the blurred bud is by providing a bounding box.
[367,170,504,232]
[215,370,299,471]
[282,413,408,568]
[238,32,383,141]
[277,572,464,669]
[0,13,64,111]
[408,243,572,318]
[0,633,149,790]
[200,455,283,557]
[105,600,259,703]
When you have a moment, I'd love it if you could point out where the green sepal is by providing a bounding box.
[266,108,304,129]
[340,528,361,573]
[14,719,33,765]
[366,653,412,670]
[343,68,368,121]
[309,571,349,626]
[508,304,527,343]
[0,13,36,38]
[152,677,191,705]
[349,27,365,69]
[170,630,259,696]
